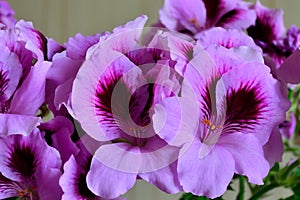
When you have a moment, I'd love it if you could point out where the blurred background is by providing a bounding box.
[8,0,300,43]
[7,0,300,199]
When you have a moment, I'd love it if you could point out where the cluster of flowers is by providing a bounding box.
[0,0,299,199]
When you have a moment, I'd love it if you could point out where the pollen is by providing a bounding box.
[17,188,33,199]
[190,18,201,29]
[202,119,222,131]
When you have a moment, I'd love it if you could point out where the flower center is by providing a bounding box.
[198,118,224,159]
[17,186,36,200]
[111,127,148,147]
[190,18,201,29]
[202,119,223,131]
[200,118,224,145]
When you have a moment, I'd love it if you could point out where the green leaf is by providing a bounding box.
[292,184,300,196]
[280,194,300,200]
[2,197,22,200]
[179,193,224,200]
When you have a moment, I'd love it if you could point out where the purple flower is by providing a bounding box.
[247,1,288,67]
[196,27,261,53]
[46,32,108,116]
[0,0,16,28]
[159,0,256,36]
[0,31,50,135]
[0,129,62,199]
[70,15,184,198]
[275,25,300,54]
[248,1,285,44]
[154,45,289,198]
[59,135,101,200]
[0,20,48,65]
[279,115,296,140]
[0,20,51,119]
[60,136,126,200]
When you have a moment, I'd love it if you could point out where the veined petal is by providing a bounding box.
[196,27,261,53]
[0,45,22,103]
[203,0,239,26]
[72,51,140,141]
[159,0,206,34]
[0,173,18,199]
[247,1,285,43]
[0,129,61,182]
[60,155,98,200]
[220,61,287,144]
[216,4,256,30]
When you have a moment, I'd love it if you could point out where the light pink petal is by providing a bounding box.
[87,145,139,199]
[178,142,235,198]
[139,162,182,194]
[0,114,40,136]
[218,132,270,184]
[159,0,206,33]
[263,127,284,167]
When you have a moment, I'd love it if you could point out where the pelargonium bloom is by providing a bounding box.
[0,129,62,199]
[196,27,261,53]
[60,139,100,200]
[71,15,187,199]
[0,43,50,134]
[197,26,291,166]
[46,32,109,116]
[0,19,52,133]
[60,135,126,200]
[159,0,256,36]
[154,44,289,198]
[274,25,300,55]
[247,1,296,67]
[279,114,296,140]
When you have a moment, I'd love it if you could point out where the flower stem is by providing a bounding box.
[248,182,279,200]
[236,176,245,200]
[280,158,300,180]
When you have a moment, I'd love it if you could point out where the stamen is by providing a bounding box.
[190,19,201,29]
[17,188,32,199]
[202,119,223,131]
